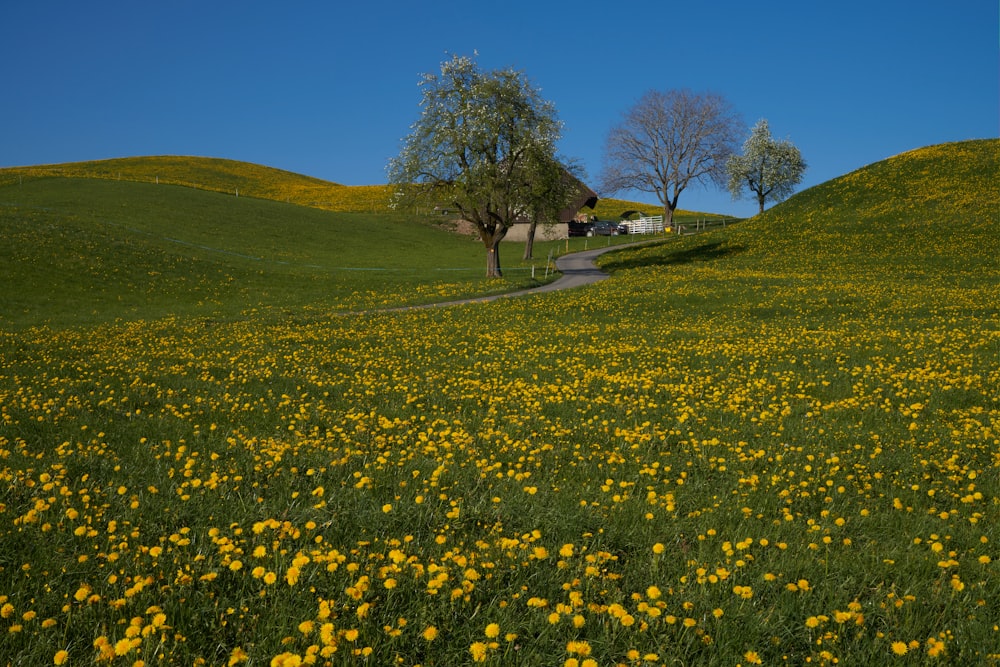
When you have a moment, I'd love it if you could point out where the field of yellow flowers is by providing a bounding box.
[1,140,998,666]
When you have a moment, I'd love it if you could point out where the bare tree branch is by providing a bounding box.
[601,90,743,225]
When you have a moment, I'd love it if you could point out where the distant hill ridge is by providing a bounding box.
[0,155,684,218]
[718,138,999,277]
[0,155,394,212]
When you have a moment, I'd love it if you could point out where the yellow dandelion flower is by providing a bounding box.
[114,637,133,656]
[422,626,438,641]
[227,647,249,665]
[892,641,908,655]
[470,641,489,662]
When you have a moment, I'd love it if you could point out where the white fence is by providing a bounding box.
[623,215,665,235]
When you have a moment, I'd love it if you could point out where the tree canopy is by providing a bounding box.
[727,119,807,215]
[600,89,743,226]
[387,54,570,278]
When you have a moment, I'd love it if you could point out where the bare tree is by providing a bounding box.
[600,89,743,226]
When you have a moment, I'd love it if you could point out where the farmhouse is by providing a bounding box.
[503,177,599,242]
[449,171,599,241]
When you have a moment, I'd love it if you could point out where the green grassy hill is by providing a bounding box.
[602,139,998,278]
[737,139,998,276]
[0,156,671,217]
[0,177,547,329]
[0,156,682,330]
[0,156,392,212]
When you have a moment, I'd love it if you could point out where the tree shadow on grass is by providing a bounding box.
[603,241,745,272]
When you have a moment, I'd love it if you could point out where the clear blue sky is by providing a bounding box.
[2,0,996,217]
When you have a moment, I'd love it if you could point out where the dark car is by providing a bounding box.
[592,220,619,236]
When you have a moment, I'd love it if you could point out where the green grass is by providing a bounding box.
[0,156,364,210]
[0,140,997,666]
[0,177,587,329]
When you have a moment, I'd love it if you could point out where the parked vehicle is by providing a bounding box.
[592,220,619,236]
[567,221,595,237]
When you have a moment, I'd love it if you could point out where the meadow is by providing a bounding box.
[0,176,622,331]
[0,157,704,221]
[0,140,997,666]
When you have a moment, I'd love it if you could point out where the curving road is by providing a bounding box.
[384,240,658,312]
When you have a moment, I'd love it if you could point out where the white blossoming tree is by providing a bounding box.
[727,119,807,215]
[387,54,568,278]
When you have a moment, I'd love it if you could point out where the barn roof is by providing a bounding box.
[556,171,598,223]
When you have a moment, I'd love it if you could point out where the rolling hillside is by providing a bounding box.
[738,138,999,276]
[0,177,552,330]
[601,138,999,282]
[0,156,674,217]
[0,156,391,212]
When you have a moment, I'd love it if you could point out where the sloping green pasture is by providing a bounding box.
[0,177,570,330]
[0,156,675,218]
[0,156,377,212]
[0,141,997,665]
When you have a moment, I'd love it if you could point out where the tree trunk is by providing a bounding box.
[483,226,507,278]
[523,216,538,260]
[757,193,766,215]
[486,241,502,278]
[664,202,675,228]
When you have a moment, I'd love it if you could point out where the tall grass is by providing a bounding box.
[0,140,997,666]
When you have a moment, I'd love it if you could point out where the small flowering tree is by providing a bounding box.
[727,119,807,215]
[388,54,567,278]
